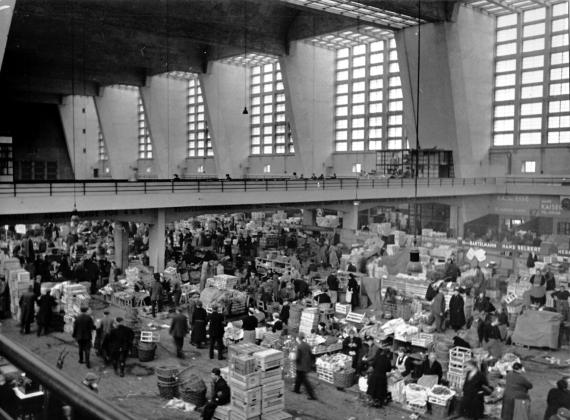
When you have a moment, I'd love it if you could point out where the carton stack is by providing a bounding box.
[7,269,31,320]
[225,347,262,420]
[253,349,289,419]
[299,308,319,336]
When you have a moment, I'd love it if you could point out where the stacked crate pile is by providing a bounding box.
[298,307,319,336]
[7,268,31,321]
[447,347,472,391]
[253,349,289,419]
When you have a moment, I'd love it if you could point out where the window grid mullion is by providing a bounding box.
[542,6,553,146]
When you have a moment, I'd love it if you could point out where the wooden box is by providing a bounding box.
[229,371,261,390]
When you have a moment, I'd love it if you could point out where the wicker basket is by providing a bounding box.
[180,387,206,406]
[333,368,355,389]
[156,365,179,383]
[138,342,157,362]
[157,380,179,399]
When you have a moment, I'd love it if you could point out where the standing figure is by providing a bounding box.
[461,360,493,420]
[431,286,446,332]
[544,379,570,420]
[293,332,317,400]
[97,310,114,362]
[342,328,362,370]
[449,288,466,331]
[347,274,360,310]
[19,285,36,335]
[208,304,225,360]
[367,348,391,408]
[501,363,532,420]
[107,317,134,377]
[242,308,258,344]
[170,307,189,358]
[150,273,163,318]
[326,271,339,304]
[72,307,96,368]
[36,289,56,336]
[191,301,208,348]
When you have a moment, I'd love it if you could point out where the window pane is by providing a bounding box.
[496,59,517,73]
[493,133,514,146]
[369,140,382,150]
[550,66,569,80]
[549,115,570,128]
[519,132,541,145]
[495,88,515,101]
[520,117,541,130]
[520,102,542,115]
[553,2,568,17]
[522,38,545,52]
[522,55,544,69]
[495,105,515,117]
[494,119,514,132]
[352,81,366,92]
[496,73,516,87]
[552,18,568,33]
[523,22,545,38]
[352,141,365,151]
[353,45,366,55]
[549,99,570,113]
[352,68,366,79]
[498,28,517,42]
[352,118,365,128]
[370,65,383,77]
[388,140,402,149]
[335,142,348,152]
[521,85,543,98]
[353,56,366,67]
[548,130,570,143]
[521,70,543,84]
[550,82,570,96]
[497,13,517,28]
[523,7,545,23]
[370,41,383,52]
[336,119,348,129]
[552,34,569,48]
[497,42,517,56]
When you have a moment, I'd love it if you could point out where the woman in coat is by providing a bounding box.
[347,274,360,310]
[544,379,570,420]
[366,348,391,408]
[190,301,208,348]
[449,288,466,331]
[502,363,533,420]
[342,328,362,370]
[461,360,492,420]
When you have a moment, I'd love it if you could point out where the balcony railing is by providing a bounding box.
[0,176,567,198]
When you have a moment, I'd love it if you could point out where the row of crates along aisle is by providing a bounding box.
[215,343,292,420]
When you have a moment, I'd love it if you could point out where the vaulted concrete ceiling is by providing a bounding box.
[0,0,459,103]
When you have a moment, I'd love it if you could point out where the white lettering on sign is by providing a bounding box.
[497,195,529,202]
[540,199,562,216]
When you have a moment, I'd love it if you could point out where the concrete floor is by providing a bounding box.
[2,299,570,420]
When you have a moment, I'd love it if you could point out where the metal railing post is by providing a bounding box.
[114,182,118,195]
[49,183,52,196]
[244,180,247,192]
[13,183,16,197]
[265,179,269,191]
[304,179,307,190]
[340,179,343,189]
[144,181,147,194]
[197,180,201,193]
[82,182,86,195]
[285,179,288,191]
[221,180,224,192]
[171,181,174,193]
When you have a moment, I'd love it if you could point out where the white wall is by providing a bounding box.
[0,0,15,71]
[95,86,139,179]
[59,95,100,179]
[280,41,335,176]
[199,62,249,178]
[140,75,187,179]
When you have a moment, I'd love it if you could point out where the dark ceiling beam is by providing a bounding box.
[349,0,460,22]
[287,9,372,42]
[1,91,63,105]
[0,74,100,97]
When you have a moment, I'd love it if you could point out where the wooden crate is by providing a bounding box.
[230,355,257,376]
[259,367,283,385]
[345,312,365,324]
[316,366,334,384]
[230,411,260,420]
[449,347,472,363]
[261,411,293,420]
[229,343,266,361]
[261,395,285,413]
[229,371,261,390]
[230,400,261,419]
[447,372,465,391]
[411,333,434,348]
[253,349,283,371]
[335,303,351,315]
[261,380,284,400]
[231,386,261,405]
[213,405,232,420]
[140,331,160,343]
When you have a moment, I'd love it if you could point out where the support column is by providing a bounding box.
[395,6,494,177]
[140,75,188,179]
[302,209,315,226]
[95,86,139,180]
[280,41,335,176]
[0,0,15,71]
[59,96,100,179]
[199,63,250,179]
[149,209,166,273]
[113,222,129,271]
[343,205,360,231]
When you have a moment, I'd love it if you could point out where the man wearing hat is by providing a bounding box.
[208,305,225,360]
[106,317,134,377]
[170,307,189,358]
[201,368,230,420]
[96,309,114,362]
[150,273,163,318]
[72,306,96,368]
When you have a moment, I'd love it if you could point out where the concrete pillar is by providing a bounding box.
[395,6,494,177]
[139,75,188,179]
[148,209,166,273]
[449,205,464,238]
[95,86,139,180]
[113,222,129,271]
[280,41,335,176]
[302,209,315,226]
[199,63,250,179]
[0,0,15,71]
[343,205,360,231]
[59,96,100,179]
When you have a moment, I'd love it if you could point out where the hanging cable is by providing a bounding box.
[412,0,422,247]
[71,3,78,222]
[242,2,248,115]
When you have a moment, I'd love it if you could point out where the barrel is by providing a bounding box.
[138,341,157,362]
[155,365,179,383]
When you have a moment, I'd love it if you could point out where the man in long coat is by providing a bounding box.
[431,286,446,332]
[19,285,36,334]
[170,307,189,358]
[449,288,466,331]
